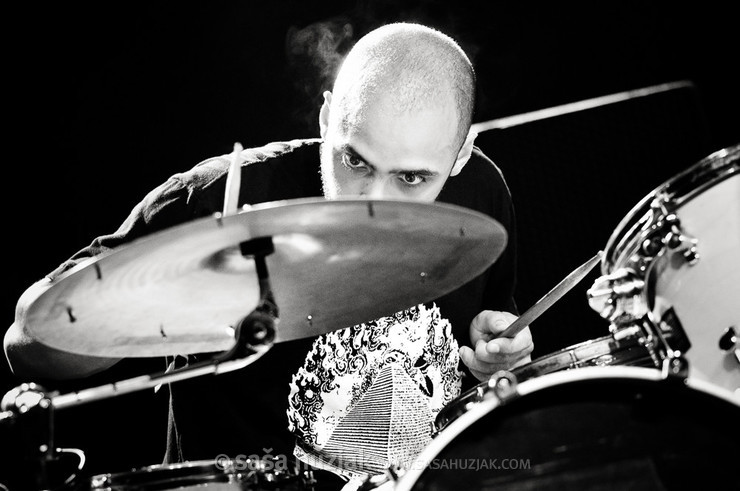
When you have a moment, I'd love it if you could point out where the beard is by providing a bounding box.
[319,142,340,200]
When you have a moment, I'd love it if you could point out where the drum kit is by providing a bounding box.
[1,145,738,490]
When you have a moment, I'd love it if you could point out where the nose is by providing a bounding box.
[361,178,392,199]
[360,177,404,200]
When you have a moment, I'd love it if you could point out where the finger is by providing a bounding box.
[460,346,498,374]
[475,345,532,367]
[472,330,534,366]
[486,326,534,355]
[487,311,519,336]
[470,310,517,339]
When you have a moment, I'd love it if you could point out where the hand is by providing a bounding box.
[459,310,534,382]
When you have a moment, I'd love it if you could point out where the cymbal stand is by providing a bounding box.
[1,237,279,490]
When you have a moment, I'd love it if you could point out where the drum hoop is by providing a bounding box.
[602,144,740,274]
[91,459,229,487]
[434,328,649,433]
[395,365,739,491]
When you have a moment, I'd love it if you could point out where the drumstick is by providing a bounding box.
[223,142,243,215]
[497,250,604,339]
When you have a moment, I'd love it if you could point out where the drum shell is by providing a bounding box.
[599,144,740,394]
[397,366,740,491]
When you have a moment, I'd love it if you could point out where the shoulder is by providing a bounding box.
[174,138,322,192]
[466,146,511,193]
[437,145,513,215]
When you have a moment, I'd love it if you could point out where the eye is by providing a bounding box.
[399,172,426,186]
[341,152,367,170]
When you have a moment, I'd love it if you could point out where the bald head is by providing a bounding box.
[329,23,476,150]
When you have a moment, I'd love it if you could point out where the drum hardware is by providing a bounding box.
[1,382,60,491]
[488,370,519,403]
[588,144,740,395]
[52,237,279,410]
[5,198,509,489]
[587,203,700,329]
[433,371,520,436]
[614,309,693,374]
[661,351,690,381]
[434,319,663,436]
[717,326,740,364]
[640,204,700,267]
[586,268,647,326]
[585,323,654,368]
[718,326,737,352]
[2,237,281,490]
[1,385,87,491]
[645,308,692,384]
[246,456,317,488]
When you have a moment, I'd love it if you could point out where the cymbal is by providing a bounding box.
[26,197,507,357]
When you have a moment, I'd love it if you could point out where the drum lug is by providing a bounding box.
[661,351,689,381]
[487,370,519,403]
[663,218,700,265]
[718,326,740,364]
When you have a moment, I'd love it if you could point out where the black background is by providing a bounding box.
[2,0,738,483]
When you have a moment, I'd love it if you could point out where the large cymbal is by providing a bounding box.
[26,197,507,357]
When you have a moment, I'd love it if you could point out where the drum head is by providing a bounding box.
[399,367,739,490]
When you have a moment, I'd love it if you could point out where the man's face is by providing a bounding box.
[320,94,460,202]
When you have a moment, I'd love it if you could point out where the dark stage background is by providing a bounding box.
[2,1,738,483]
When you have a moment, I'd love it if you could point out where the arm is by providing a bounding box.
[455,148,534,381]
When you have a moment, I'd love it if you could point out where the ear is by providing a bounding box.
[319,91,332,139]
[450,129,478,176]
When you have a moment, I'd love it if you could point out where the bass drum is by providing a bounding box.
[589,144,740,394]
[395,366,740,491]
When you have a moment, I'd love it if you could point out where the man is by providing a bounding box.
[5,22,532,488]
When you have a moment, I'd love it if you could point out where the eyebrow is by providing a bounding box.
[340,144,441,176]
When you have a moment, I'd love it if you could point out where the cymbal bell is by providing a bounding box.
[26,197,507,358]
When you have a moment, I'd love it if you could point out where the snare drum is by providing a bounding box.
[588,144,740,395]
[88,457,316,490]
[435,325,656,433]
[396,366,740,491]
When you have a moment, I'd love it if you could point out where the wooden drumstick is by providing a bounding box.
[498,250,604,339]
[223,142,243,215]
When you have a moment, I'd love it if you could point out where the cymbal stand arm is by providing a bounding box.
[2,239,279,489]
[49,237,279,410]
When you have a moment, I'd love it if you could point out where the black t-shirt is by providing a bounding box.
[46,138,518,468]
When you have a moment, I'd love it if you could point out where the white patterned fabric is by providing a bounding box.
[287,303,462,480]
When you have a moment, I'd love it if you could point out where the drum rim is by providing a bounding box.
[90,459,226,482]
[434,327,651,433]
[601,143,740,274]
[394,365,739,491]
